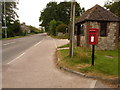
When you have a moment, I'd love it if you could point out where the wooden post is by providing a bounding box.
[77,24,80,46]
[4,1,7,38]
[92,45,95,66]
[69,1,75,57]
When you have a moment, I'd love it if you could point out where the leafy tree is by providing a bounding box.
[2,2,18,26]
[56,23,67,34]
[39,1,85,32]
[40,27,45,33]
[39,2,58,32]
[104,1,120,17]
[2,20,23,38]
[56,21,64,26]
[7,20,23,38]
[48,20,64,36]
[12,20,22,36]
[29,25,40,34]
[1,2,19,38]
[48,20,57,36]
[57,2,84,24]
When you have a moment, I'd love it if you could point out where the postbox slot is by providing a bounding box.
[88,28,99,45]
[89,31,96,33]
[91,36,95,42]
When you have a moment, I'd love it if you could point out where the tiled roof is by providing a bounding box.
[76,4,120,24]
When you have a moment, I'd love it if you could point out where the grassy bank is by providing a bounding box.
[2,36,27,40]
[50,33,68,39]
[58,43,69,48]
[57,45,118,80]
[2,33,40,40]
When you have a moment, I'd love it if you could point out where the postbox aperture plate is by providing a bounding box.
[88,28,99,45]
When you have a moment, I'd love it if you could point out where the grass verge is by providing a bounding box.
[2,33,37,40]
[57,45,118,85]
[58,43,69,48]
[50,33,68,39]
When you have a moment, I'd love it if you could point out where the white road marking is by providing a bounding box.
[53,39,57,48]
[89,80,97,88]
[34,41,42,47]
[7,53,25,64]
[7,38,44,64]
[3,42,15,46]
[34,38,44,47]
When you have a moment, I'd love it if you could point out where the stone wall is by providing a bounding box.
[79,21,119,50]
[80,22,89,48]
[105,22,119,50]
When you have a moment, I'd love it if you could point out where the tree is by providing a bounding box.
[39,2,58,32]
[48,20,64,36]
[12,20,22,36]
[1,1,19,38]
[56,24,67,34]
[29,25,40,34]
[104,1,120,17]
[48,20,57,36]
[57,2,85,24]
[2,20,22,38]
[2,2,18,26]
[39,1,85,32]
[4,20,23,38]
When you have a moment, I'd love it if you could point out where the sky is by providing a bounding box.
[17,0,112,28]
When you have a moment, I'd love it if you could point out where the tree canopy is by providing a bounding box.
[2,2,18,26]
[39,2,58,28]
[1,2,24,38]
[48,20,64,36]
[39,2,85,32]
[104,1,120,17]
[56,23,67,34]
[29,25,41,34]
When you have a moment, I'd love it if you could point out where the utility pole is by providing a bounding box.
[69,0,75,57]
[4,0,7,38]
[0,2,2,40]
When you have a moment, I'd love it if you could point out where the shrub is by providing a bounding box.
[79,52,90,63]
[57,33,68,39]
[56,24,67,34]
[48,20,64,36]
[2,20,24,38]
[75,47,90,63]
[29,25,40,34]
[48,20,57,36]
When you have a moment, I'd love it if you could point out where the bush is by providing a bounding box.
[49,20,57,36]
[79,52,90,63]
[75,47,91,63]
[48,20,64,36]
[2,20,24,38]
[29,26,40,34]
[57,33,68,39]
[56,24,67,34]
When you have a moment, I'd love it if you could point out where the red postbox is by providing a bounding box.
[88,28,99,45]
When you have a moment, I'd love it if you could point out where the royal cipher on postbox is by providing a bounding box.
[88,28,99,45]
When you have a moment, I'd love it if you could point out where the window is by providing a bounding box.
[100,22,107,36]
[80,24,84,36]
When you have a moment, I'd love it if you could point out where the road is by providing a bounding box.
[2,34,109,88]
[2,33,46,64]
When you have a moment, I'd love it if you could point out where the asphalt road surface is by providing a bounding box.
[2,34,109,88]
[2,33,46,64]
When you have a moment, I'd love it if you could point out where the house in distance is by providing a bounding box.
[76,4,120,50]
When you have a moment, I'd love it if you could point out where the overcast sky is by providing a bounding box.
[17,0,112,28]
